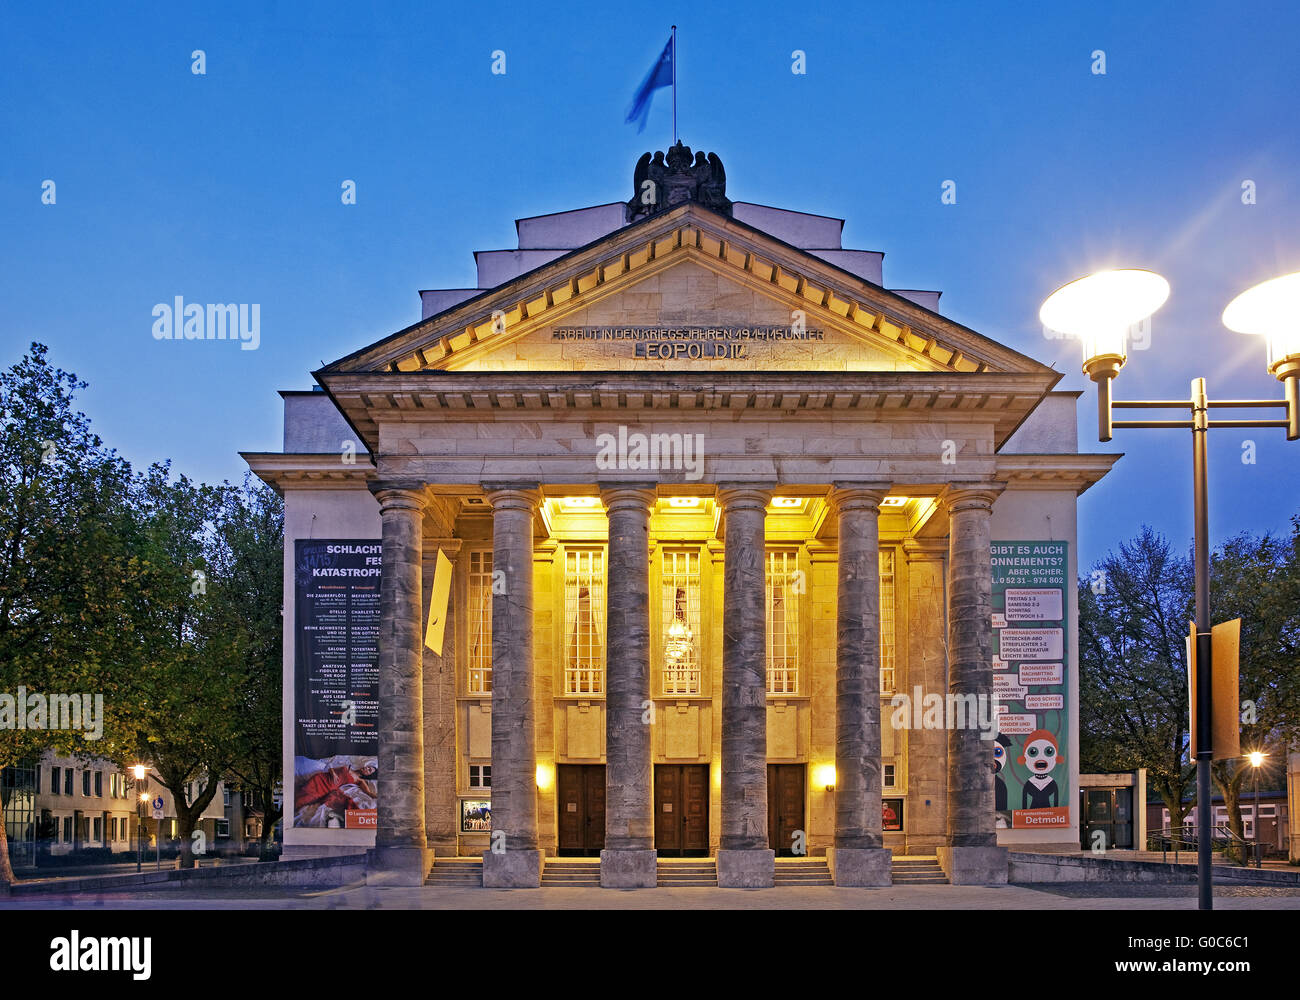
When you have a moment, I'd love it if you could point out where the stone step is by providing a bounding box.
[774,859,831,886]
[657,860,717,886]
[890,855,948,884]
[541,861,602,888]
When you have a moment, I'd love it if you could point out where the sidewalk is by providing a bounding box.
[1020,848,1297,871]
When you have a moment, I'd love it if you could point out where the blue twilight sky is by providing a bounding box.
[2,0,1297,571]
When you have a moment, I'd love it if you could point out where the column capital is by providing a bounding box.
[829,485,893,514]
[942,484,1004,516]
[600,486,657,516]
[372,486,428,515]
[715,486,772,511]
[483,486,541,514]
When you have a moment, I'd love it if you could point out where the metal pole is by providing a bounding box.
[1191,377,1213,910]
[671,25,677,144]
[136,807,141,874]
[156,815,161,871]
[1254,767,1260,867]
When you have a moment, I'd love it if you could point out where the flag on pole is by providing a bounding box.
[624,35,674,133]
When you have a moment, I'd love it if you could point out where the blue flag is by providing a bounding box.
[625,36,673,133]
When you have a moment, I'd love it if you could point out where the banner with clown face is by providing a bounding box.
[990,541,1070,830]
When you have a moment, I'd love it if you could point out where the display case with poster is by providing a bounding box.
[293,539,383,829]
[990,541,1070,831]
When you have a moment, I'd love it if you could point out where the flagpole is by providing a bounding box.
[671,25,678,143]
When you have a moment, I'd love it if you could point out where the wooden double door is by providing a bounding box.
[557,765,605,856]
[654,764,710,856]
[768,764,806,856]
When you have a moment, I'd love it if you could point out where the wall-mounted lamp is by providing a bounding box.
[814,763,836,792]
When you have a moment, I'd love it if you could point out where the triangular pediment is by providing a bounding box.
[320,203,1054,378]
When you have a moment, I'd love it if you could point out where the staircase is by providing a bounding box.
[890,855,948,885]
[541,859,602,888]
[656,858,718,887]
[425,857,483,887]
[773,857,834,886]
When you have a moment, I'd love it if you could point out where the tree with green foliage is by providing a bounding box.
[208,475,284,859]
[1207,527,1300,859]
[1078,527,1197,839]
[0,344,140,885]
[121,463,244,869]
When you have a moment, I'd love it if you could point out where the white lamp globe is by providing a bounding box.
[1040,269,1170,374]
[1222,271,1300,379]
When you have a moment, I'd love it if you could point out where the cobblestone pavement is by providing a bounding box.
[4,882,1300,909]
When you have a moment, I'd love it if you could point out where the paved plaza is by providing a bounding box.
[4,881,1300,910]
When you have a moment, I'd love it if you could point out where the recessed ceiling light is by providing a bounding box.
[771,497,802,508]
[560,497,599,508]
[880,497,909,508]
[666,497,702,507]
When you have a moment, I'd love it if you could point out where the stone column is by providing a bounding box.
[716,487,775,888]
[903,538,950,854]
[600,487,657,887]
[367,486,433,886]
[422,534,461,857]
[481,486,543,888]
[827,487,893,886]
[938,486,1008,885]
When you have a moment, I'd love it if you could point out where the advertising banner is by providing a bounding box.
[991,541,1070,830]
[293,539,382,829]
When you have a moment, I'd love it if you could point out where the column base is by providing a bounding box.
[826,846,892,887]
[937,845,1008,886]
[481,849,543,888]
[365,845,434,887]
[600,848,658,888]
[716,849,775,888]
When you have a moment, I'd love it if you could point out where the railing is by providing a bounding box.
[1148,824,1260,866]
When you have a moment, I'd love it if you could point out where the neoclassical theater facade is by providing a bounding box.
[245,146,1117,887]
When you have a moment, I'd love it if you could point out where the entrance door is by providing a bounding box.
[768,764,805,856]
[654,765,710,856]
[557,765,605,856]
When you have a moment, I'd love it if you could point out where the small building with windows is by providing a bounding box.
[245,145,1115,887]
[0,752,228,868]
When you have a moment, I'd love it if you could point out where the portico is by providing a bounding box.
[246,144,1116,888]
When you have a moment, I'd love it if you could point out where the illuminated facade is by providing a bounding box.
[245,146,1116,887]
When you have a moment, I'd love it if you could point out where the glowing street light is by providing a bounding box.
[1040,269,1299,910]
[1246,751,1269,869]
[1041,268,1170,379]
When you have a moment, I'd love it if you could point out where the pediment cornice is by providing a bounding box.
[318,202,1057,380]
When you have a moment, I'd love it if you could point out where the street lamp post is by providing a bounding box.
[131,764,147,874]
[1041,269,1300,912]
[1248,751,1267,868]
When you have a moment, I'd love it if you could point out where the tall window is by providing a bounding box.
[879,549,897,693]
[564,548,605,695]
[468,550,493,694]
[660,549,702,695]
[766,549,800,695]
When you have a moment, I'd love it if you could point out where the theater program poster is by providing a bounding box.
[990,541,1069,830]
[293,539,382,830]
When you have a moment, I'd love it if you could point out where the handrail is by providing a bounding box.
[1148,825,1256,865]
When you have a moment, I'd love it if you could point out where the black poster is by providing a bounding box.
[292,539,382,829]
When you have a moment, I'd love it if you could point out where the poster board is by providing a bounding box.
[292,539,382,830]
[991,541,1070,830]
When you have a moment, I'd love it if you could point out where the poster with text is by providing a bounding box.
[293,539,382,829]
[991,541,1069,830]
